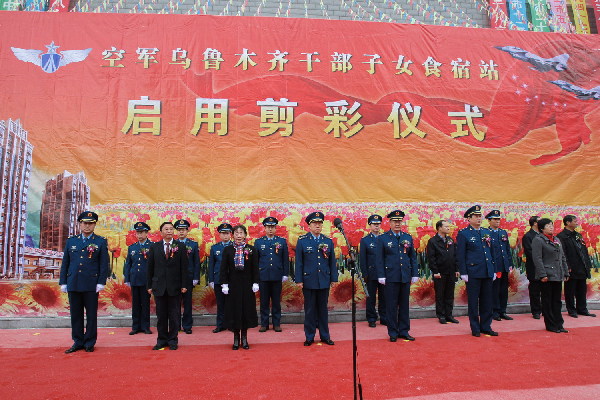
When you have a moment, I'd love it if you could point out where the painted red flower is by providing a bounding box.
[98,281,132,313]
[281,282,304,312]
[410,279,435,307]
[0,283,23,315]
[22,282,68,314]
[329,274,365,310]
[199,287,217,313]
[455,282,469,306]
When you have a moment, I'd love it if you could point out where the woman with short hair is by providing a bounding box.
[220,225,259,349]
[532,218,570,333]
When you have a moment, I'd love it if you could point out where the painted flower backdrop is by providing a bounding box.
[2,201,599,316]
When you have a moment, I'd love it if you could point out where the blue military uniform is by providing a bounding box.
[174,219,201,333]
[59,211,109,352]
[124,222,153,334]
[255,217,290,330]
[486,210,514,320]
[456,205,497,336]
[359,214,387,327]
[295,212,338,344]
[208,223,233,332]
[376,210,419,340]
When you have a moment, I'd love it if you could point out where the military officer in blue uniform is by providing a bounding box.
[295,212,338,346]
[173,219,201,334]
[486,210,514,321]
[208,223,233,333]
[376,210,419,342]
[124,222,153,335]
[59,211,109,353]
[457,205,498,337]
[359,214,387,328]
[255,217,290,332]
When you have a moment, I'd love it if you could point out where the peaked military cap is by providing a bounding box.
[262,217,279,226]
[134,222,150,231]
[485,210,502,219]
[78,211,98,222]
[305,211,325,224]
[368,214,383,224]
[464,205,482,218]
[217,223,233,233]
[387,210,405,220]
[174,219,191,229]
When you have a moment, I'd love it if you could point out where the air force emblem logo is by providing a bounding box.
[11,42,91,73]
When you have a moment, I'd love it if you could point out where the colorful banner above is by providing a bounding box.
[1,12,599,316]
[489,0,510,29]
[508,0,530,30]
[570,0,591,34]
[529,0,552,32]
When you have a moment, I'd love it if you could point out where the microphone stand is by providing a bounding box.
[336,224,368,400]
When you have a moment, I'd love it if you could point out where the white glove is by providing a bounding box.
[209,282,214,289]
[192,280,199,286]
[60,284,68,293]
[493,274,497,281]
[96,284,105,293]
[282,276,288,282]
[461,275,469,282]
[378,278,386,285]
[252,283,259,293]
[221,284,229,295]
[124,282,130,287]
[411,277,419,284]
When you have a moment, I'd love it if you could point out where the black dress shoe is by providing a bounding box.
[446,317,459,324]
[273,326,282,332]
[143,329,153,334]
[533,314,541,320]
[152,344,165,350]
[65,345,83,354]
[578,311,597,317]
[500,313,513,320]
[184,329,192,334]
[169,344,178,350]
[213,327,226,333]
[368,321,377,328]
[493,316,502,321]
[399,334,415,341]
[321,339,335,345]
[380,321,388,326]
[85,346,94,353]
[258,326,268,332]
[303,340,314,346]
[128,330,138,335]
[438,318,447,324]
[568,312,578,318]
[389,336,398,342]
[472,332,480,337]
[546,328,561,333]
[559,328,569,333]
[481,330,499,336]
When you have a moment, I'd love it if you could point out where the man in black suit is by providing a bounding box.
[426,220,460,324]
[522,216,542,319]
[147,222,189,350]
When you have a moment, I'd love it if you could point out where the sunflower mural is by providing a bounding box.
[4,201,600,317]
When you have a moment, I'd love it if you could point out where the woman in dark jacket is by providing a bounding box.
[220,225,259,349]
[532,218,570,333]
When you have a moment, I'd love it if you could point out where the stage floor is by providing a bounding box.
[1,313,599,399]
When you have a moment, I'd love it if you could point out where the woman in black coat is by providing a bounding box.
[220,225,259,350]
[532,218,570,333]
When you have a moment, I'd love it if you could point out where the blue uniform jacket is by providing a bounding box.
[456,226,496,278]
[375,230,419,283]
[255,236,290,281]
[123,239,153,286]
[489,228,513,273]
[59,234,109,292]
[294,234,338,289]
[208,241,232,285]
[178,238,201,281]
[359,233,380,281]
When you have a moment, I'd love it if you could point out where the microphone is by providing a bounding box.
[333,218,344,232]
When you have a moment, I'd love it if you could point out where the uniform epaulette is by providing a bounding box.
[68,235,76,239]
[299,233,310,240]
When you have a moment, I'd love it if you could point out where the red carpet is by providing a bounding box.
[0,314,599,399]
